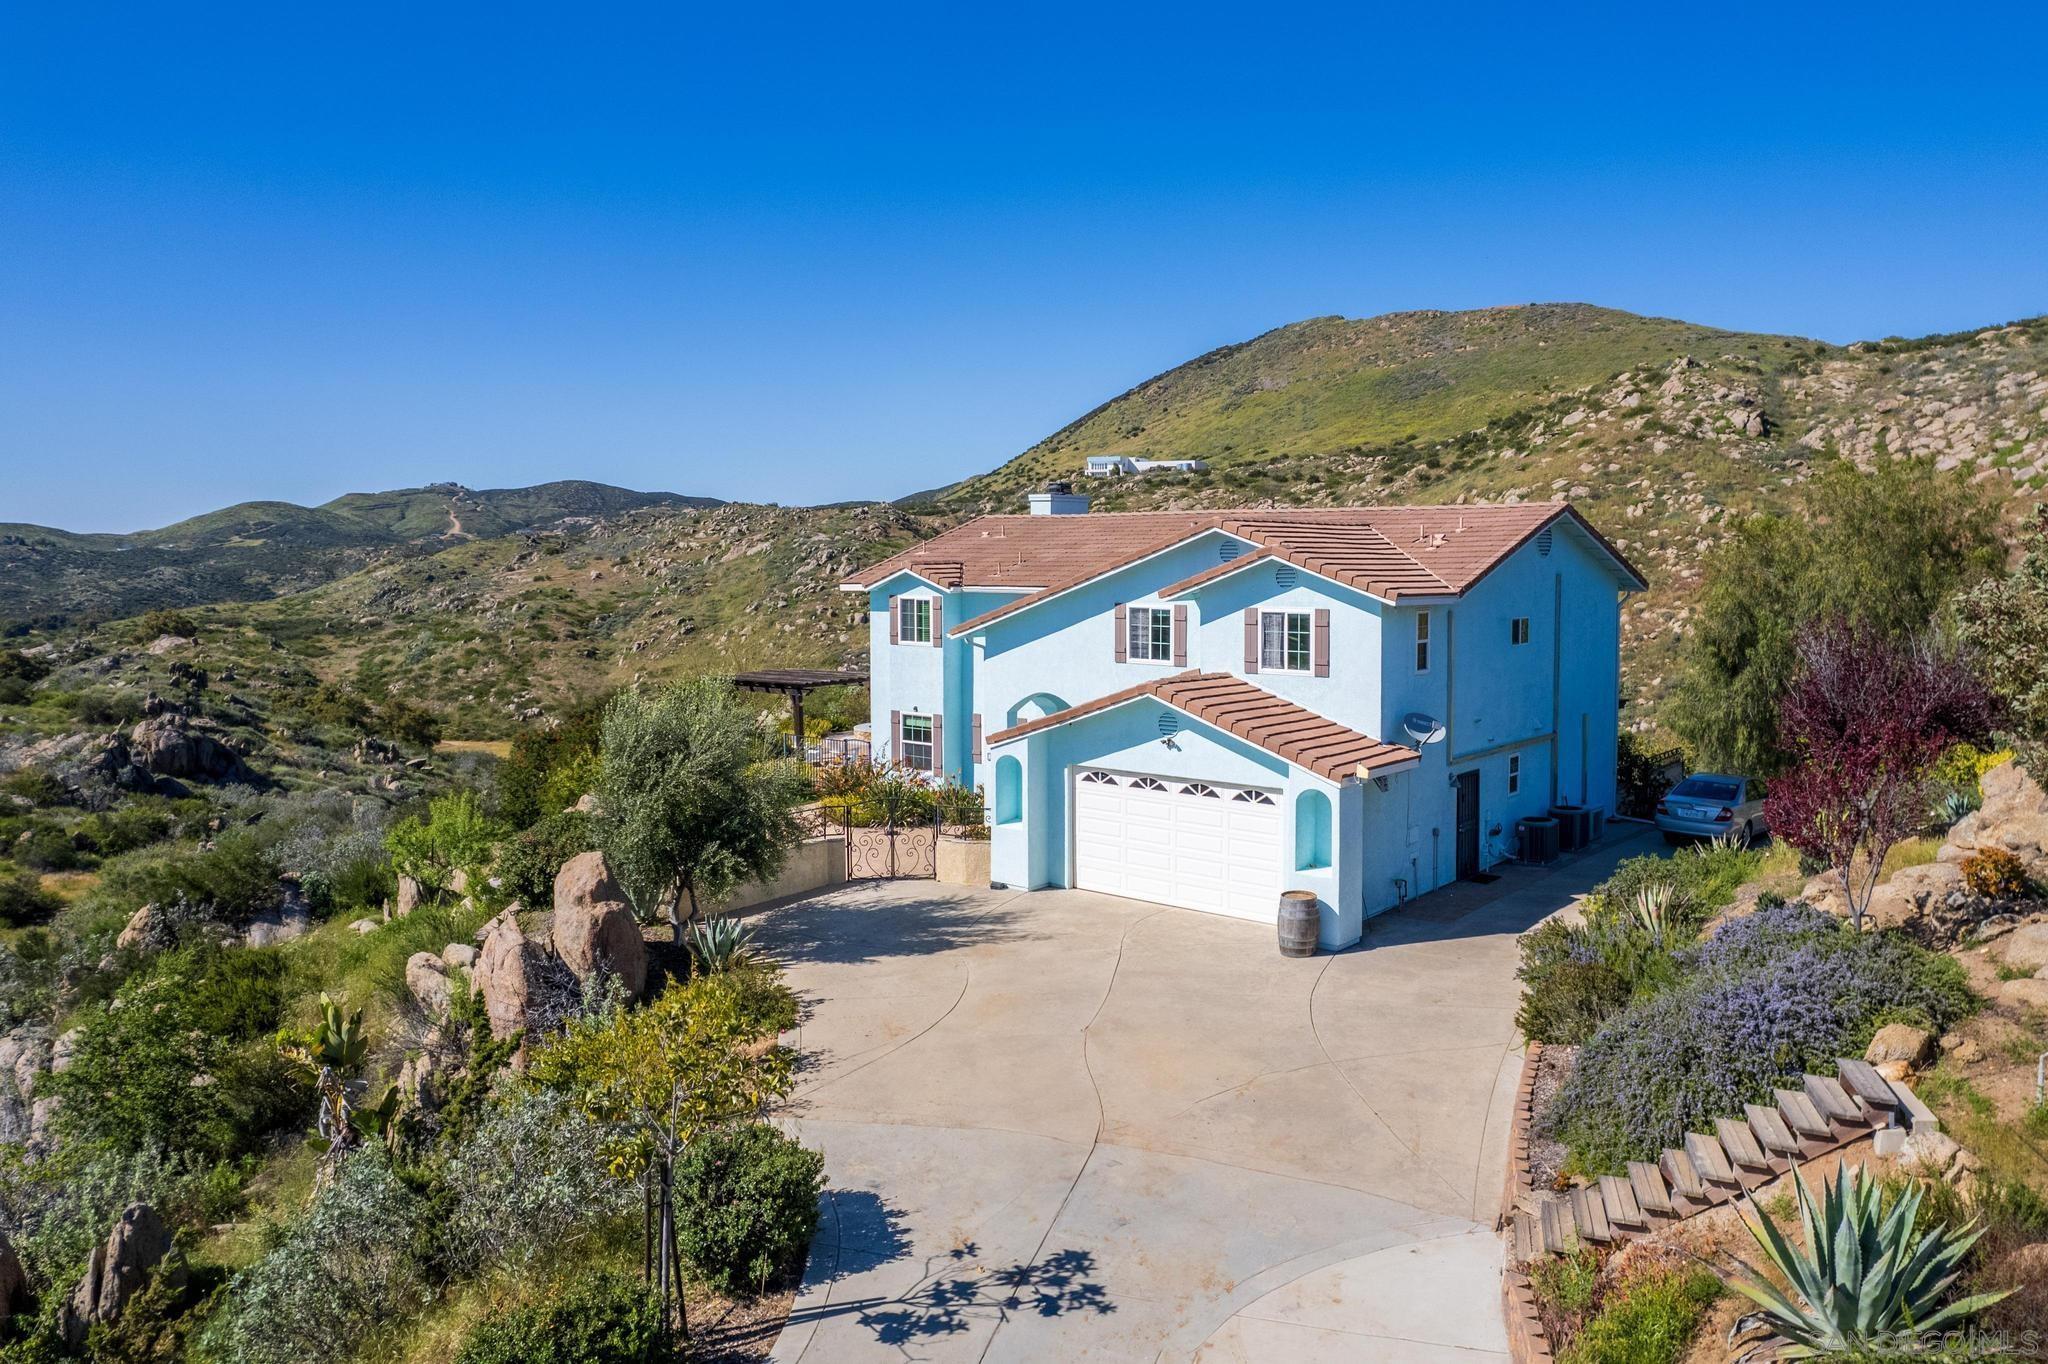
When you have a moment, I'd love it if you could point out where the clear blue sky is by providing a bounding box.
[5,4,2046,532]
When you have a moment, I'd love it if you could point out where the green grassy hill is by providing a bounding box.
[0,480,716,626]
[945,303,1833,507]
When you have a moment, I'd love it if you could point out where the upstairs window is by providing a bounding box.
[1508,753,1521,795]
[1260,611,1311,672]
[897,597,932,644]
[1414,611,1432,673]
[1510,617,1531,646]
[1127,606,1173,662]
[899,714,933,770]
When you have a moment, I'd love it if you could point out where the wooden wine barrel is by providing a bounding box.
[1277,891,1320,957]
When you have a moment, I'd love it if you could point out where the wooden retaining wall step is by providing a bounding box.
[1684,1131,1739,1187]
[1507,1055,1939,1270]
[1835,1057,1899,1111]
[1745,1102,1803,1158]
[1716,1116,1772,1171]
[1628,1161,1678,1216]
[1803,1072,1866,1126]
[1659,1147,1707,1201]
[1568,1184,1613,1243]
[1598,1174,1646,1229]
[1774,1088,1832,1141]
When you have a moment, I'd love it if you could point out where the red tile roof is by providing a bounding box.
[984,671,1421,782]
[845,511,1222,592]
[845,502,1644,637]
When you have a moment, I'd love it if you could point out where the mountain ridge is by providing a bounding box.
[10,302,2047,739]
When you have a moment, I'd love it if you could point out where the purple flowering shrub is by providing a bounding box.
[1543,901,1973,1172]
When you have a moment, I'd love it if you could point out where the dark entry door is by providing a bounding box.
[1454,770,1481,879]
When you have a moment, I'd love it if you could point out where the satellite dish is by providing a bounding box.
[1402,712,1447,745]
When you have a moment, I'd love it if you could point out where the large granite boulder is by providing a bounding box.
[243,902,312,948]
[552,852,646,999]
[395,875,424,916]
[125,714,249,784]
[405,952,455,1018]
[2000,922,2048,975]
[1866,862,1965,932]
[475,907,543,1043]
[1941,761,2048,884]
[59,1204,183,1348]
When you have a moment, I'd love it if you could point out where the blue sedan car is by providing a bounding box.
[1655,773,1768,846]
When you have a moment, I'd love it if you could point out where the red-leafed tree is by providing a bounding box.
[1765,619,1997,928]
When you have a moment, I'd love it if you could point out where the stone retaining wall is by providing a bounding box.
[715,835,847,914]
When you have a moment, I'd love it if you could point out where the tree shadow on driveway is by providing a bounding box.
[749,883,1035,968]
[791,1235,1116,1348]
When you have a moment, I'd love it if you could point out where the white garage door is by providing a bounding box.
[1072,768,1284,921]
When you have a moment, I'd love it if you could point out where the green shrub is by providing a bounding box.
[98,831,281,924]
[1517,956,1631,1047]
[452,1270,660,1364]
[673,1122,824,1294]
[49,947,300,1158]
[0,768,66,807]
[73,802,180,857]
[0,869,60,927]
[1559,1265,1719,1364]
[9,824,82,873]
[203,1151,429,1364]
[496,811,594,907]
[384,790,505,893]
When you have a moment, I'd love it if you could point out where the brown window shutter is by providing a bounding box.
[931,597,944,646]
[888,597,899,645]
[1113,602,1127,662]
[890,709,902,761]
[971,714,982,763]
[931,713,944,774]
[1243,607,1259,673]
[1313,608,1331,677]
[1171,604,1187,667]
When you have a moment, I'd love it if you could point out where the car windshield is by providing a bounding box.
[1672,778,1741,802]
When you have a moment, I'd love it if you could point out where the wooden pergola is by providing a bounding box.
[730,668,870,756]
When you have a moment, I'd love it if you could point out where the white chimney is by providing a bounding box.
[1026,480,1090,516]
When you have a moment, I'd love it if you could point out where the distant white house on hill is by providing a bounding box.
[1083,454,1209,477]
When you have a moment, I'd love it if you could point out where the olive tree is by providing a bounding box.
[530,972,796,1341]
[593,679,813,943]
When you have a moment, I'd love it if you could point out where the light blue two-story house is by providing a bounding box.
[843,485,1645,948]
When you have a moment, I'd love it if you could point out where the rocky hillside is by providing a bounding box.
[0,480,716,627]
[939,308,2048,730]
[13,501,934,738]
[11,305,2047,741]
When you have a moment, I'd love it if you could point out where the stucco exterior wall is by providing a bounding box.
[870,508,1630,940]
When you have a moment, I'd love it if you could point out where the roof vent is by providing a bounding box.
[1536,527,1554,557]
[1218,542,1241,563]
[1157,714,1181,738]
[1274,565,1298,589]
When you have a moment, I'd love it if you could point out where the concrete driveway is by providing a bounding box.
[758,828,1658,1362]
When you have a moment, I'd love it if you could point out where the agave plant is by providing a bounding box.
[687,916,757,973]
[1930,787,1981,830]
[1723,1162,2010,1358]
[1631,882,1678,944]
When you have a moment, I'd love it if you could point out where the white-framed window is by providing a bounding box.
[1508,753,1521,795]
[899,714,933,769]
[1414,610,1432,673]
[1260,611,1311,672]
[897,597,932,644]
[1510,617,1531,646]
[1127,606,1173,662]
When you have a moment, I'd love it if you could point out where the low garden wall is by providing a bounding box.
[935,834,991,887]
[715,834,847,914]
